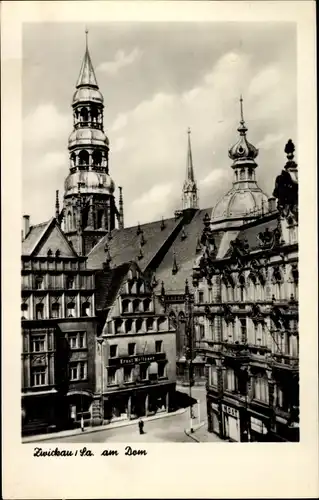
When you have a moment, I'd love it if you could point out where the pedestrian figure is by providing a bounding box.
[138,418,144,435]
[81,415,84,432]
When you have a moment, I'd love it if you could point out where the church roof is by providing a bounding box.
[95,262,133,311]
[87,216,183,271]
[153,209,222,293]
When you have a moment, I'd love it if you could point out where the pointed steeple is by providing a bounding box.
[186,127,195,182]
[76,29,98,89]
[182,127,198,210]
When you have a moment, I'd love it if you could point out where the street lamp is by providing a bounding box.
[184,279,195,433]
[97,337,104,425]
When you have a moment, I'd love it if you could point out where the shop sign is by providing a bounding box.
[108,352,166,367]
[250,416,268,434]
[222,404,239,419]
[211,403,219,412]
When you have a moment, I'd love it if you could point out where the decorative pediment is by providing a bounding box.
[31,355,47,367]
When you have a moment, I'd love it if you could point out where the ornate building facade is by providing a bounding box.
[92,261,176,424]
[21,217,97,435]
[22,33,298,438]
[193,134,299,442]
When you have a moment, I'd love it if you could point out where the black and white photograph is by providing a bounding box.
[1,1,317,498]
[20,19,300,445]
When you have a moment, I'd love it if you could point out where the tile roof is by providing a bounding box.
[87,216,182,271]
[95,262,132,310]
[21,219,51,256]
[154,208,222,293]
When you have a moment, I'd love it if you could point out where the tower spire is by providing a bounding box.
[182,127,198,210]
[238,95,248,136]
[76,29,98,88]
[186,127,195,182]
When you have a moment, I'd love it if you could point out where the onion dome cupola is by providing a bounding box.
[228,96,259,166]
[182,128,198,210]
[63,30,117,256]
[211,96,268,225]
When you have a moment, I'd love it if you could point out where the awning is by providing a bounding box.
[148,361,158,375]
[66,390,93,398]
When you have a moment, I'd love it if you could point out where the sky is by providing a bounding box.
[22,22,297,227]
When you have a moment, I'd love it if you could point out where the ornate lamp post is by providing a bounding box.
[96,337,104,424]
[184,279,195,433]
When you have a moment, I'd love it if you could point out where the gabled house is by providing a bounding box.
[21,216,97,435]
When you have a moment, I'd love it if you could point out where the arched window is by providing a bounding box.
[70,153,76,168]
[144,298,152,312]
[81,301,90,317]
[135,318,143,333]
[122,299,130,314]
[80,107,88,122]
[73,211,77,229]
[133,299,140,313]
[125,319,133,333]
[79,150,89,166]
[67,211,72,231]
[35,303,44,320]
[91,106,98,122]
[146,318,154,331]
[92,150,102,166]
[248,168,253,180]
[97,210,104,229]
[169,312,176,330]
[238,274,245,302]
[239,168,245,180]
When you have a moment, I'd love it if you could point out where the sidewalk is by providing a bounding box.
[22,407,186,444]
[185,421,225,443]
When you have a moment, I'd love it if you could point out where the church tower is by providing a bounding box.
[182,128,198,210]
[63,31,118,255]
[211,96,268,226]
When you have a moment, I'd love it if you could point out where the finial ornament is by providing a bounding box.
[240,95,244,124]
[85,27,89,50]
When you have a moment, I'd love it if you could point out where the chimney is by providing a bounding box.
[22,215,30,240]
[268,196,276,213]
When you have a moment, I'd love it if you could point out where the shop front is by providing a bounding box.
[248,412,270,442]
[102,384,173,423]
[221,403,240,442]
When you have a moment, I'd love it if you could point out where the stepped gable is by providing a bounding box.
[154,208,222,293]
[95,262,132,311]
[22,220,51,256]
[87,216,180,271]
